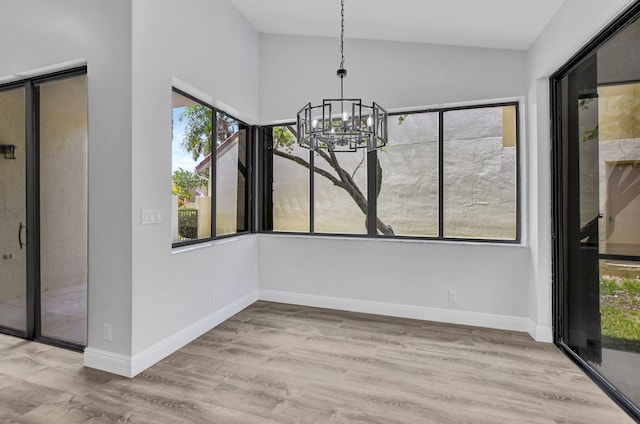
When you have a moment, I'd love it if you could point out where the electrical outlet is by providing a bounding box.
[104,324,112,341]
[2,253,13,260]
[155,209,163,223]
[448,290,458,304]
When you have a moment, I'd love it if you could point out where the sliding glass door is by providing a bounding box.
[36,74,88,346]
[0,69,87,350]
[553,5,640,419]
[0,86,28,336]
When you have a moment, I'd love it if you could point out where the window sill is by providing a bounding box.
[258,232,527,248]
[171,233,253,254]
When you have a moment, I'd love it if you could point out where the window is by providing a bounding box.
[271,125,310,232]
[171,88,251,247]
[443,105,518,239]
[313,148,368,235]
[216,112,250,236]
[378,112,439,237]
[263,102,519,242]
[266,125,370,235]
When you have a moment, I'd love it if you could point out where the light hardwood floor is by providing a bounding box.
[0,301,635,423]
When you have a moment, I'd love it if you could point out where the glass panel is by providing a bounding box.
[598,260,640,406]
[443,106,517,239]
[378,112,438,237]
[216,112,244,237]
[272,125,310,232]
[598,84,640,257]
[592,17,640,405]
[38,75,88,345]
[171,91,212,243]
[559,14,640,410]
[592,14,640,406]
[560,55,602,366]
[0,87,27,333]
[235,125,249,234]
[313,148,367,234]
[578,96,600,231]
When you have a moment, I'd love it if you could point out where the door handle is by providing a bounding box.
[18,222,26,249]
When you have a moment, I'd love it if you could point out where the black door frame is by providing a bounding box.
[551,1,640,420]
[0,67,87,352]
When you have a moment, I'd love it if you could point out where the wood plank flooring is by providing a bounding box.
[0,301,635,423]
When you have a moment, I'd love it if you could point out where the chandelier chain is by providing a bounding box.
[339,0,345,69]
[296,0,387,152]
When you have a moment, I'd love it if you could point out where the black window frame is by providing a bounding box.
[259,101,521,243]
[171,87,253,249]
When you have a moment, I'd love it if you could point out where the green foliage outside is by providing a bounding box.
[273,125,296,153]
[178,105,237,160]
[172,168,206,204]
[600,276,640,352]
[179,105,213,161]
[172,105,227,204]
[177,209,198,240]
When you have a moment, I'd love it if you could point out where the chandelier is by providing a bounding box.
[297,0,388,152]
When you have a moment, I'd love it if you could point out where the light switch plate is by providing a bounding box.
[141,209,155,224]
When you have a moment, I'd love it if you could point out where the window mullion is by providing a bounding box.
[367,149,377,236]
[309,149,315,234]
[438,110,444,239]
[211,109,217,239]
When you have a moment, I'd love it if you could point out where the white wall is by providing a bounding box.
[525,0,637,338]
[259,236,534,331]
[258,34,541,337]
[130,0,259,367]
[260,34,527,122]
[0,0,133,357]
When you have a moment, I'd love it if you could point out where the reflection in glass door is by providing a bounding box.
[595,80,640,409]
[553,8,640,420]
[37,74,88,346]
[0,86,27,335]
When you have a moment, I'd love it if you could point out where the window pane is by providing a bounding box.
[314,149,367,234]
[0,87,27,333]
[236,125,249,233]
[171,91,212,244]
[216,112,248,236]
[378,112,439,237]
[599,83,640,256]
[38,74,88,345]
[273,125,310,232]
[443,105,517,239]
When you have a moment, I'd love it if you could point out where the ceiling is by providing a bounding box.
[229,0,565,50]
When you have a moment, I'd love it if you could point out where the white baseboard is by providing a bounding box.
[526,320,553,343]
[259,289,547,341]
[534,325,553,343]
[85,288,552,378]
[84,290,259,377]
[83,348,132,377]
